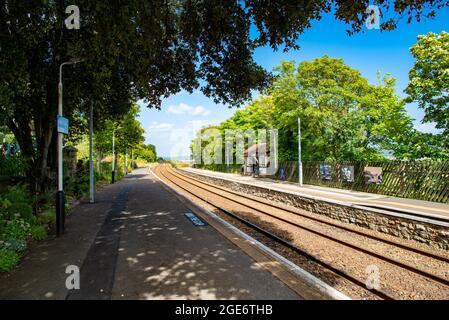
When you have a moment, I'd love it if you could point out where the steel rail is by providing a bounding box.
[171,166,449,264]
[154,165,397,300]
[162,165,449,288]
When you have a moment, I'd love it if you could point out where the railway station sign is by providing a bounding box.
[57,115,69,135]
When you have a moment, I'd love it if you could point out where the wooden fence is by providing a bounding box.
[195,161,449,203]
[276,161,449,203]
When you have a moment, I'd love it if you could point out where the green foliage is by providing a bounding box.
[3,185,31,206]
[0,154,26,177]
[0,219,31,242]
[0,247,19,272]
[30,225,47,241]
[2,1,446,190]
[135,144,157,163]
[3,239,27,253]
[36,209,56,226]
[406,32,449,133]
[3,203,34,223]
[204,57,422,161]
[115,105,145,153]
[0,185,34,223]
[0,130,16,144]
[64,160,90,198]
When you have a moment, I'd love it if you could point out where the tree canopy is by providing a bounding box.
[1,0,448,189]
[406,31,449,135]
[201,57,448,162]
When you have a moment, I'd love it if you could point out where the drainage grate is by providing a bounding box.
[184,212,207,226]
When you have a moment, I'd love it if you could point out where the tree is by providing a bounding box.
[205,57,423,161]
[269,58,418,161]
[1,1,447,191]
[115,105,145,155]
[406,31,449,135]
[93,104,146,171]
[135,144,157,163]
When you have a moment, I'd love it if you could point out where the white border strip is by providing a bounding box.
[151,168,351,301]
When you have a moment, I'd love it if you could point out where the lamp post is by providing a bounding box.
[111,127,121,183]
[298,117,303,186]
[89,101,94,203]
[56,59,82,237]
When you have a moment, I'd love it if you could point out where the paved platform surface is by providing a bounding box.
[181,167,449,221]
[0,168,300,300]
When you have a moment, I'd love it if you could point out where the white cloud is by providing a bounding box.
[187,120,220,130]
[414,122,443,134]
[148,121,174,131]
[166,103,210,116]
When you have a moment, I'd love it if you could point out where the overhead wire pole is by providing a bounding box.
[89,101,94,203]
[298,117,303,186]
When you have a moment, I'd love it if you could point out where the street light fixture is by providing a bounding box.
[56,58,83,237]
[111,127,122,184]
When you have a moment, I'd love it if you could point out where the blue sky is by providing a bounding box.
[137,7,449,159]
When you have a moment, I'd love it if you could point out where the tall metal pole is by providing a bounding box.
[89,102,94,203]
[111,129,116,184]
[298,117,303,186]
[56,68,65,236]
[56,59,82,236]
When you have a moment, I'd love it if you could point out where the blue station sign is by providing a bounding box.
[57,115,69,134]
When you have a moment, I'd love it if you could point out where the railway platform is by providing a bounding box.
[0,168,314,300]
[180,167,449,221]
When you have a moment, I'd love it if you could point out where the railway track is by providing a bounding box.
[153,164,449,300]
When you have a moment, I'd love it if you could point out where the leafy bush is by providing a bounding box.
[3,239,27,252]
[35,191,54,212]
[3,203,34,222]
[37,209,56,225]
[0,155,26,177]
[0,219,30,241]
[0,197,11,221]
[0,246,19,272]
[30,225,47,241]
[3,185,31,206]
[0,185,34,223]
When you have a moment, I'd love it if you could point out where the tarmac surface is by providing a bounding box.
[0,168,300,300]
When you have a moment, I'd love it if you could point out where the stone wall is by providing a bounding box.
[179,169,449,251]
